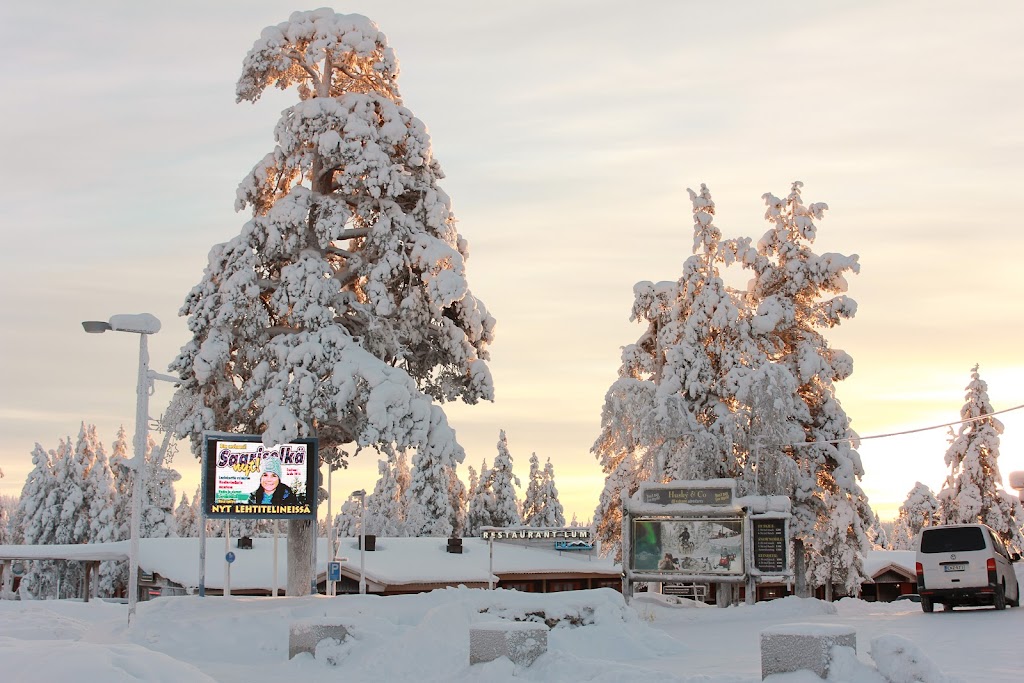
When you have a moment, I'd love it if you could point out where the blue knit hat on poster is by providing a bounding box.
[262,456,283,479]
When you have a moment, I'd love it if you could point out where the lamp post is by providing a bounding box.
[82,313,171,625]
[351,489,366,594]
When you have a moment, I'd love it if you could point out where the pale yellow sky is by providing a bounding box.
[2,1,1024,523]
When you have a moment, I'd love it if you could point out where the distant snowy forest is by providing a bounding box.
[3,9,1023,602]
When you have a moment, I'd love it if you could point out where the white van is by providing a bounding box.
[915,523,1020,612]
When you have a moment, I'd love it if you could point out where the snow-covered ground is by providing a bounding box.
[1,584,1022,682]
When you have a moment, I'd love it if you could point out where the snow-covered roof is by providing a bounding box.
[334,537,619,587]
[124,536,619,591]
[864,550,915,579]
[0,542,130,562]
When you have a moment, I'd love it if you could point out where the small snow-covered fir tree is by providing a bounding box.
[333,498,363,538]
[465,459,495,536]
[489,431,521,527]
[890,482,940,550]
[84,426,117,547]
[0,495,14,545]
[938,365,1024,551]
[82,425,120,596]
[538,458,566,527]
[865,509,889,550]
[521,453,544,526]
[54,428,96,597]
[99,426,132,596]
[140,434,180,539]
[447,464,468,537]
[523,454,565,528]
[17,443,61,597]
[170,10,494,585]
[174,492,200,537]
[365,452,408,536]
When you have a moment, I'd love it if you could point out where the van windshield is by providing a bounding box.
[921,526,986,553]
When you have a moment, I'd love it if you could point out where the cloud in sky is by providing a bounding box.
[2,1,1024,522]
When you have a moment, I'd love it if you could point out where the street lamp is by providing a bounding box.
[351,489,366,594]
[81,313,173,625]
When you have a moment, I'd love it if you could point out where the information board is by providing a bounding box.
[751,518,787,572]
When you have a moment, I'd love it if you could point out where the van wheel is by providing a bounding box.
[994,583,1007,610]
[921,597,934,613]
[1012,581,1020,608]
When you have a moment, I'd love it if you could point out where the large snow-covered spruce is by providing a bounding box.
[169,10,494,592]
[737,182,870,597]
[939,365,1024,551]
[592,183,869,595]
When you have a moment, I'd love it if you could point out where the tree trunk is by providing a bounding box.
[287,519,313,596]
[793,538,809,598]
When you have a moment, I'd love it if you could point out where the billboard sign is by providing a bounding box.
[631,517,744,575]
[642,486,733,506]
[202,434,317,519]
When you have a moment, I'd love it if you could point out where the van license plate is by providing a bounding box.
[943,563,967,572]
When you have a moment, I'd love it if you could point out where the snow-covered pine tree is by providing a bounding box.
[16,443,60,597]
[938,365,1024,551]
[489,431,521,527]
[365,452,407,536]
[592,185,764,559]
[890,482,940,550]
[96,426,133,596]
[734,182,869,598]
[522,453,544,526]
[657,185,769,487]
[865,509,889,550]
[80,425,120,596]
[447,464,468,537]
[522,454,567,528]
[140,434,180,539]
[0,495,14,545]
[538,458,566,527]
[169,10,494,589]
[53,428,99,596]
[591,282,675,560]
[84,427,116,544]
[333,498,363,538]
[174,492,200,537]
[466,459,495,536]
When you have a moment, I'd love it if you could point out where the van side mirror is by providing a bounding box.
[1013,553,1021,562]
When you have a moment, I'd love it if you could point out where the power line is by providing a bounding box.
[784,402,1024,448]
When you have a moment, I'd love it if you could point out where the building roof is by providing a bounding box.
[0,542,130,562]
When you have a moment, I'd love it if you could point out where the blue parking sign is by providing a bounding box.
[328,561,341,581]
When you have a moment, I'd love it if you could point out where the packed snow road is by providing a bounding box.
[1,588,1022,682]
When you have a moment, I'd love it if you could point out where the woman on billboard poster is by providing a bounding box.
[247,457,298,505]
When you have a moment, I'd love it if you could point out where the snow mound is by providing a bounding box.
[870,634,965,683]
[0,639,216,683]
[748,595,839,618]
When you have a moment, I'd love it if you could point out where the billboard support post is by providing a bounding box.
[224,520,230,597]
[272,522,279,597]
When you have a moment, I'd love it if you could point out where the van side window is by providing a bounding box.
[987,530,1009,559]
